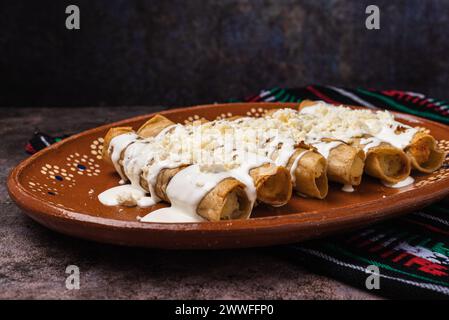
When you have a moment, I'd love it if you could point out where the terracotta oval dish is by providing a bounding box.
[7,103,449,249]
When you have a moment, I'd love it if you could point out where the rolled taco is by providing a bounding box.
[249,163,292,206]
[102,127,139,181]
[323,142,365,186]
[196,178,252,221]
[287,147,328,199]
[102,127,134,164]
[352,138,411,184]
[405,131,446,173]
[101,115,179,185]
[142,165,252,221]
[137,114,176,138]
[141,165,187,202]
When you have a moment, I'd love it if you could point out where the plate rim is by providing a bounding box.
[7,102,449,234]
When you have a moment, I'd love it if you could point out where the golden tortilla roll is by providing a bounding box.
[269,142,328,199]
[137,114,175,138]
[286,148,328,199]
[102,127,134,163]
[327,143,366,186]
[353,139,411,184]
[197,178,252,221]
[249,163,292,206]
[405,131,446,173]
[141,167,251,221]
[108,115,184,196]
[140,165,188,201]
[100,115,180,187]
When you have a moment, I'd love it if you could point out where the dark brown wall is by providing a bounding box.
[1,0,448,107]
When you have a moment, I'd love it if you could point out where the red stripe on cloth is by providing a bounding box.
[425,103,448,115]
[426,101,449,116]
[428,106,447,115]
[306,86,340,104]
[25,143,36,154]
[245,94,260,102]
[382,90,407,99]
[382,90,449,115]
[419,99,429,106]
[380,249,395,259]
[249,95,262,102]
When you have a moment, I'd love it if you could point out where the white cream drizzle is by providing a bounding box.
[342,184,355,193]
[156,124,178,138]
[271,137,296,167]
[141,153,268,223]
[289,150,310,185]
[140,207,205,223]
[375,124,417,150]
[296,102,418,149]
[109,132,139,180]
[141,165,230,222]
[122,140,153,188]
[312,141,343,159]
[98,185,145,206]
[382,176,415,189]
[359,137,382,153]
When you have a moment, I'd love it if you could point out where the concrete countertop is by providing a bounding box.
[0,106,378,299]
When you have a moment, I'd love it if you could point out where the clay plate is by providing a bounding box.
[7,103,449,249]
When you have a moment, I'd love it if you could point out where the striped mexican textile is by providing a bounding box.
[242,86,449,299]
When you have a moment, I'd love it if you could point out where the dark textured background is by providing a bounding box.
[1,0,448,108]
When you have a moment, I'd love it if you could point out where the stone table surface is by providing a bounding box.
[0,106,379,300]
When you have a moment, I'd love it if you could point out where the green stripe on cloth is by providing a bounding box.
[280,93,292,102]
[274,88,286,100]
[356,88,449,124]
